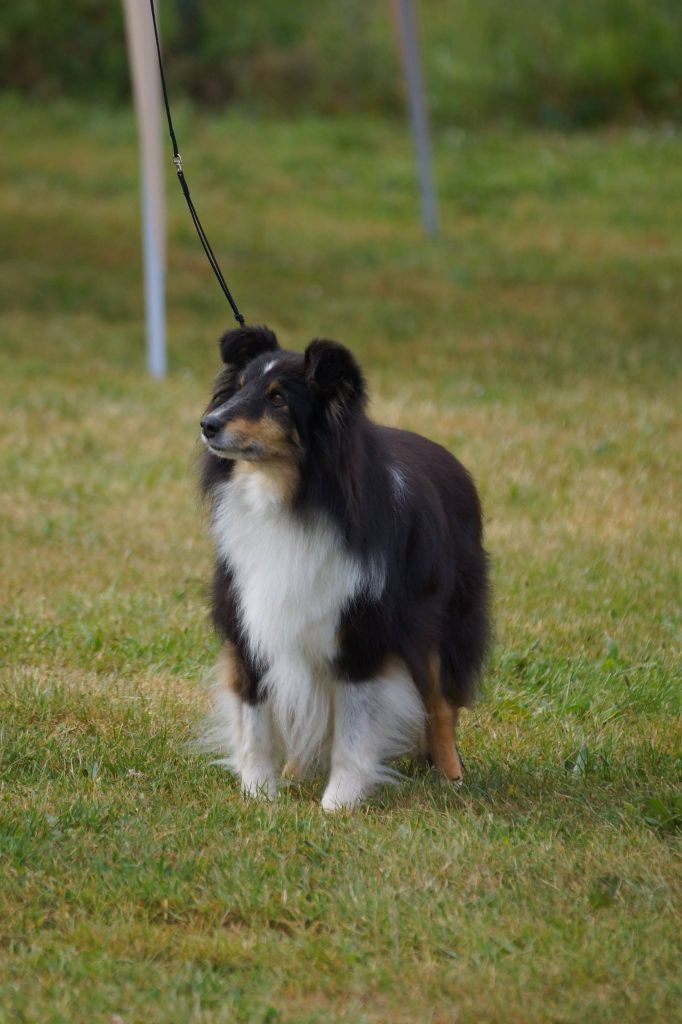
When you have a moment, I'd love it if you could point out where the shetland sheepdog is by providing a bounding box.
[199,326,490,811]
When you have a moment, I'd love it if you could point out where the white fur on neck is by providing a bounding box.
[210,468,385,770]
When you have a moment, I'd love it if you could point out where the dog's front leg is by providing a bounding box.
[239,700,278,800]
[321,675,411,811]
[321,682,386,812]
[321,664,424,811]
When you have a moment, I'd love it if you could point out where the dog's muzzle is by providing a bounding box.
[200,416,263,459]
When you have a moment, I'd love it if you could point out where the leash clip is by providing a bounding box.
[173,153,183,174]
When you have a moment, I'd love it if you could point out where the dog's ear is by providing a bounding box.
[304,339,366,407]
[219,325,279,368]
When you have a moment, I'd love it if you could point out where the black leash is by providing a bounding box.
[148,0,246,326]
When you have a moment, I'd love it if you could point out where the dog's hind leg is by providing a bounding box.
[425,651,464,783]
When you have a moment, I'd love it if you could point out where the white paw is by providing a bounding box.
[321,770,368,812]
[240,764,278,800]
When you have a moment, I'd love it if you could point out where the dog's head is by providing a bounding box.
[200,326,366,465]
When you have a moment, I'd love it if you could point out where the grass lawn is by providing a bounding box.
[0,97,680,1023]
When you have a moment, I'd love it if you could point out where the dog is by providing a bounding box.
[198,326,490,811]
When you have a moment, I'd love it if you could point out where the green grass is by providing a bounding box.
[0,97,680,1023]
[5,1,682,127]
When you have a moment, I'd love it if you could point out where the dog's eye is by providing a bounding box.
[269,389,286,408]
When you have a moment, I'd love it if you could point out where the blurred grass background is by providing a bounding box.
[1,3,681,1021]
[2,0,682,127]
[1,94,681,1021]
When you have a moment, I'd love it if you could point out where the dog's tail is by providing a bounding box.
[440,547,491,707]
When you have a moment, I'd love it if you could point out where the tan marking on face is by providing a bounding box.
[225,409,301,502]
[424,650,464,781]
[224,414,293,459]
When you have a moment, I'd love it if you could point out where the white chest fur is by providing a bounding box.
[212,469,371,669]
[211,468,382,765]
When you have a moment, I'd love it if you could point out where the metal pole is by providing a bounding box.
[393,0,439,235]
[122,0,167,377]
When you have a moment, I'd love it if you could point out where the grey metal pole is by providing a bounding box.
[393,0,439,235]
[122,0,167,378]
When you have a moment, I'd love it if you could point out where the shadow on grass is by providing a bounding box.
[245,749,681,842]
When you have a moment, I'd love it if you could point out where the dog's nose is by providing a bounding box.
[201,414,222,440]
